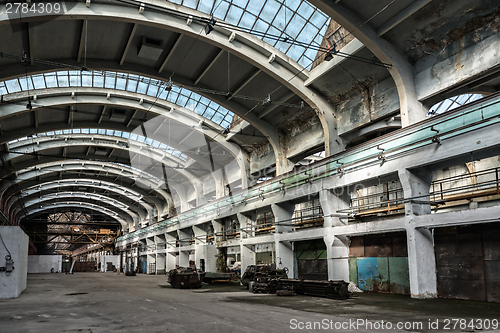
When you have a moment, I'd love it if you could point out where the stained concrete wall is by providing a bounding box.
[27,255,62,273]
[0,226,28,299]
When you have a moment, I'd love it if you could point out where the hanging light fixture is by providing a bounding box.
[262,94,271,106]
[165,77,172,91]
[205,17,216,35]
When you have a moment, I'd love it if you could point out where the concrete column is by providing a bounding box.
[271,202,294,233]
[275,240,294,276]
[177,229,191,267]
[320,188,350,228]
[147,254,155,274]
[205,243,217,273]
[156,253,166,274]
[320,188,350,281]
[240,244,255,274]
[0,226,28,299]
[166,252,176,270]
[324,234,349,281]
[165,232,177,270]
[177,228,190,247]
[193,225,207,271]
[212,219,223,242]
[399,169,437,299]
[237,212,255,238]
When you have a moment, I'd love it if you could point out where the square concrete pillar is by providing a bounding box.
[237,212,255,238]
[406,225,437,298]
[399,169,437,299]
[240,244,255,274]
[271,202,294,233]
[156,253,166,274]
[324,234,349,281]
[0,226,28,299]
[194,244,206,270]
[320,188,350,228]
[275,240,293,277]
[166,252,176,270]
[146,254,155,274]
[178,251,189,267]
[205,243,217,272]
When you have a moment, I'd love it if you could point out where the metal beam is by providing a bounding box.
[77,19,88,63]
[32,110,38,128]
[304,38,364,87]
[28,22,35,65]
[97,105,107,124]
[68,105,74,124]
[158,34,183,73]
[377,0,433,36]
[227,70,261,101]
[120,23,138,65]
[258,92,295,118]
[126,109,138,127]
[194,49,225,85]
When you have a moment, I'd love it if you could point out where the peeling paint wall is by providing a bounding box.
[349,233,410,295]
[336,77,400,135]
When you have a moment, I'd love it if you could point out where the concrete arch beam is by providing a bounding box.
[1,90,249,192]
[11,187,150,223]
[14,193,142,225]
[308,0,427,127]
[0,154,189,214]
[4,134,206,204]
[0,2,341,172]
[19,202,129,230]
[0,160,170,214]
[2,175,168,230]
[7,179,149,221]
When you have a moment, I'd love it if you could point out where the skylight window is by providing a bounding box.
[8,128,188,161]
[168,0,330,69]
[428,94,485,116]
[0,71,234,128]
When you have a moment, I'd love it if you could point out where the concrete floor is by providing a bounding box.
[1,273,499,333]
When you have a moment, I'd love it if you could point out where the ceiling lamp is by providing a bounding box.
[165,77,172,92]
[262,94,271,107]
[205,17,216,35]
[324,45,338,61]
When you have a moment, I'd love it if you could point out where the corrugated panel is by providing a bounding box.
[349,237,364,257]
[364,237,392,257]
[435,232,487,301]
[349,258,358,285]
[391,236,408,257]
[482,227,500,302]
[297,259,328,280]
[388,257,410,294]
[296,239,327,259]
[484,260,500,302]
[357,257,390,292]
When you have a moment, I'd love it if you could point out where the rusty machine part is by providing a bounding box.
[167,266,205,289]
[241,264,289,293]
[276,279,350,299]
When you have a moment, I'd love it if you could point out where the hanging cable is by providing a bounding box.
[0,232,12,257]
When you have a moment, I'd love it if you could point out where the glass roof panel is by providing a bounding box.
[197,0,215,13]
[1,71,234,128]
[428,93,486,116]
[174,0,329,70]
[8,128,189,161]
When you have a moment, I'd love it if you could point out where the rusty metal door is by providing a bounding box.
[295,240,328,280]
[434,226,496,302]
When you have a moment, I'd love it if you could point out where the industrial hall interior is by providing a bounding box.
[1,0,500,331]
